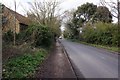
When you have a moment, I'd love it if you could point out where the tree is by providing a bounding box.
[64,3,97,39]
[100,0,120,26]
[93,6,112,23]
[100,0,120,47]
[62,10,79,39]
[64,21,80,39]
[74,2,97,22]
[63,3,97,39]
[62,9,75,24]
[27,0,60,25]
[24,24,54,47]
[27,0,61,37]
[100,0,119,19]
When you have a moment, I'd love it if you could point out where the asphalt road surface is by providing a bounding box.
[60,39,119,78]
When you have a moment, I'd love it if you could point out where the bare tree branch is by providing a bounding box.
[100,0,118,18]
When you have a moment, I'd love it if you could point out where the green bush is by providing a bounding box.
[82,22,118,47]
[2,23,55,47]
[3,49,47,78]
[63,30,71,39]
[24,24,54,47]
[2,30,14,43]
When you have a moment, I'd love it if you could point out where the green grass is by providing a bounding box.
[69,39,119,53]
[2,48,47,78]
[81,42,119,53]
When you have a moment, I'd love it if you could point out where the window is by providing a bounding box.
[2,16,8,24]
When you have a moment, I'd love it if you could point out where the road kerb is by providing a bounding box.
[58,40,80,79]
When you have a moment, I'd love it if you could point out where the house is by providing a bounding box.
[1,4,30,34]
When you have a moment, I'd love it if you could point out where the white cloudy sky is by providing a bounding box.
[1,0,100,15]
[0,0,117,23]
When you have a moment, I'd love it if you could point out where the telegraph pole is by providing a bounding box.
[118,0,120,28]
[14,0,16,46]
[118,0,120,48]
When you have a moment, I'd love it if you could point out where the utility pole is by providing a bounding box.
[118,0,120,28]
[14,0,16,46]
[118,0,120,48]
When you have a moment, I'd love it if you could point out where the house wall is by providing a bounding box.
[20,23,28,31]
[2,7,20,34]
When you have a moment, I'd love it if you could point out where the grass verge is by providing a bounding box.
[2,48,47,78]
[69,39,119,54]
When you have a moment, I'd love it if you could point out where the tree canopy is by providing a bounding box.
[27,0,61,37]
[64,2,114,40]
[93,6,112,23]
[74,2,97,22]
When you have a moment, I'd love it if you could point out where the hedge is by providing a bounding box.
[82,22,118,47]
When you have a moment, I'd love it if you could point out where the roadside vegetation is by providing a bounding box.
[3,49,47,78]
[69,39,119,53]
[63,2,119,53]
[2,23,56,78]
[2,0,61,78]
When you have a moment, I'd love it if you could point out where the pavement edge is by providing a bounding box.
[58,39,86,80]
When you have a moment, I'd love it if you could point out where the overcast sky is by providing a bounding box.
[1,0,100,15]
[0,0,117,23]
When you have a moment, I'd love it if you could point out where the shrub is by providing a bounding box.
[3,49,47,78]
[82,22,118,47]
[2,30,14,43]
[24,24,54,47]
[63,30,71,39]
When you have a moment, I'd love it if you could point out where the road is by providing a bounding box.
[60,39,119,78]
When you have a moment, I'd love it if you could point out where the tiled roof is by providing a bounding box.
[3,5,30,25]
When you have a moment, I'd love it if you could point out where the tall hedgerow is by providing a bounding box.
[18,24,54,47]
[82,22,118,47]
